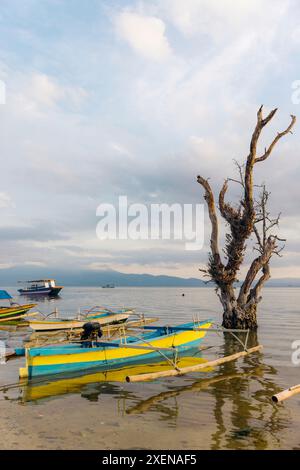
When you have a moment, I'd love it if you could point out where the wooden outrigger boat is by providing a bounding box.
[14,315,158,354]
[19,320,213,379]
[27,307,133,332]
[0,290,36,322]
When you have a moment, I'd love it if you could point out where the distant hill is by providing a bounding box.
[0,266,205,287]
[262,278,300,287]
[0,265,299,287]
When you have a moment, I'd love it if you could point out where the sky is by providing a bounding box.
[0,0,300,280]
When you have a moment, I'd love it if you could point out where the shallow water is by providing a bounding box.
[0,287,300,450]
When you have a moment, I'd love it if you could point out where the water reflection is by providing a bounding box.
[11,352,210,404]
[208,333,290,449]
[18,294,62,304]
[1,326,294,449]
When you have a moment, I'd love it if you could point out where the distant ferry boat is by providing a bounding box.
[18,279,63,296]
[102,284,115,288]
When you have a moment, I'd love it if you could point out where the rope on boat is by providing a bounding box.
[125,331,180,371]
[192,317,251,352]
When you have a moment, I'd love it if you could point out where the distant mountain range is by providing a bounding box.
[0,266,203,287]
[0,265,299,287]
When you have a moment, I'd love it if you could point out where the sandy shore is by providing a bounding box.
[0,394,207,450]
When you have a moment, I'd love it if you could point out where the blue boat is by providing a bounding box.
[18,279,63,296]
[19,320,212,379]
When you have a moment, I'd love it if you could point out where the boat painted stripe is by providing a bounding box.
[27,338,205,378]
[28,314,130,331]
[27,325,211,365]
[0,307,33,318]
[29,314,129,326]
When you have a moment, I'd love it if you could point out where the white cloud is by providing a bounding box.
[115,11,172,61]
[31,73,63,107]
[23,261,46,267]
[0,0,299,278]
[109,142,132,158]
[14,73,88,111]
[0,192,15,209]
[159,0,288,41]
[0,263,15,269]
[291,26,300,44]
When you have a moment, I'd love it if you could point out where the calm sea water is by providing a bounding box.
[0,287,300,450]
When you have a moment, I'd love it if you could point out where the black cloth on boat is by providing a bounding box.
[80,322,103,344]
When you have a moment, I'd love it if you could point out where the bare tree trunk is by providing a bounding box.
[197,107,296,329]
[222,302,258,330]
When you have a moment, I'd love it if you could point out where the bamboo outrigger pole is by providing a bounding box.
[126,345,263,382]
[272,384,300,403]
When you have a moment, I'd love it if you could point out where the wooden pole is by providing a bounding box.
[272,384,300,403]
[126,345,263,382]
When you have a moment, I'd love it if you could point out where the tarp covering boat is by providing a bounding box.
[0,290,13,300]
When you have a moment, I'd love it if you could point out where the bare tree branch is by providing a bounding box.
[197,176,223,272]
[218,179,240,223]
[255,115,296,163]
[197,106,296,329]
[238,236,276,306]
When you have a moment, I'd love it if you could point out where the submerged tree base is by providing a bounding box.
[222,304,258,330]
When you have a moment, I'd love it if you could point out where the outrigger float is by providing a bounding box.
[272,384,300,403]
[19,319,263,381]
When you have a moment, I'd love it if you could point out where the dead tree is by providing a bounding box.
[197,106,296,330]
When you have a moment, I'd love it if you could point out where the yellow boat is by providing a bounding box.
[0,290,36,322]
[20,320,212,379]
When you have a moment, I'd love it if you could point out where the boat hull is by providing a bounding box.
[0,304,36,321]
[21,321,212,379]
[18,286,63,296]
[28,312,130,332]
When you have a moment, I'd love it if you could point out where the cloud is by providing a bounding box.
[30,73,63,107]
[0,263,15,270]
[158,0,280,40]
[115,11,172,61]
[0,0,299,279]
[14,72,89,112]
[0,192,15,208]
[0,221,68,242]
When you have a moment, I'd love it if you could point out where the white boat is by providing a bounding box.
[18,279,63,296]
[28,308,133,332]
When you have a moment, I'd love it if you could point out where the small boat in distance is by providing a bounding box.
[102,283,115,288]
[0,290,36,321]
[18,279,63,297]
